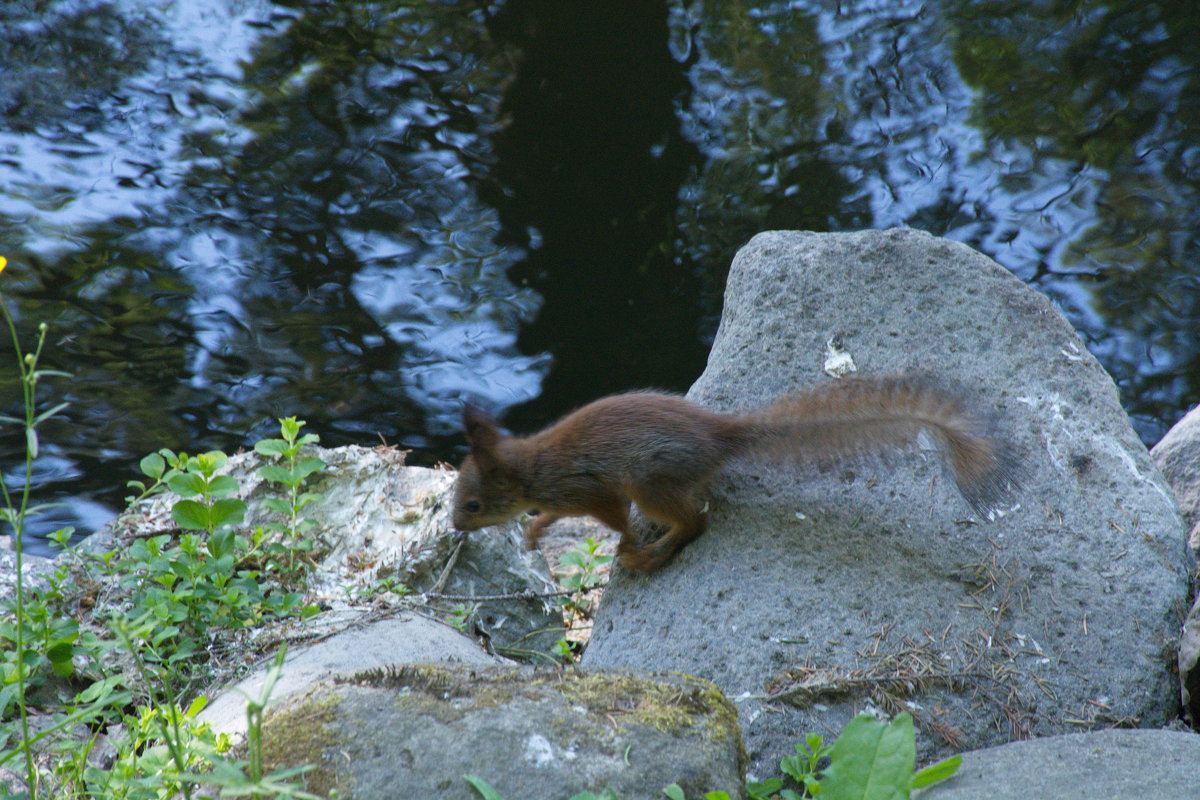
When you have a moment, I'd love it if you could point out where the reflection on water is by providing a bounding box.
[1,0,1196,552]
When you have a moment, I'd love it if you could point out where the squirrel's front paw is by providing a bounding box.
[523,511,560,550]
[522,521,545,550]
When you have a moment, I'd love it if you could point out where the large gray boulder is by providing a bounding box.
[1153,405,1200,549]
[1152,405,1200,720]
[583,229,1190,775]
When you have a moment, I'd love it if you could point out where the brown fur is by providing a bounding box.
[452,376,1017,573]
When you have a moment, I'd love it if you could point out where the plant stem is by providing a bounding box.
[0,302,47,798]
[114,620,196,800]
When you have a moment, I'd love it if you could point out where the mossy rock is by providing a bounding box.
[260,663,745,799]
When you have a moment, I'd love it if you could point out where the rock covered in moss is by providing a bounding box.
[259,664,744,799]
[198,614,504,739]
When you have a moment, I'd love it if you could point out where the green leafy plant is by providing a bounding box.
[663,784,733,800]
[112,524,307,681]
[108,423,324,682]
[254,416,326,576]
[551,637,576,662]
[177,648,327,800]
[812,712,961,799]
[350,577,412,603]
[124,449,186,506]
[750,713,961,800]
[558,537,612,593]
[0,256,77,795]
[0,261,330,797]
[0,601,79,710]
[743,714,963,800]
[759,731,834,799]
[556,536,612,627]
[167,450,247,533]
[447,602,473,633]
[85,684,224,798]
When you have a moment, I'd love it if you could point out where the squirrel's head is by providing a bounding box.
[451,404,527,531]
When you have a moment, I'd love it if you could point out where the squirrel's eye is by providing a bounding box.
[464,500,482,513]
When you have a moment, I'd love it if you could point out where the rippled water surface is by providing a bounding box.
[2,0,1197,551]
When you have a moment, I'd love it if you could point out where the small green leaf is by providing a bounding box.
[47,642,75,677]
[33,401,70,425]
[747,779,783,798]
[780,754,808,781]
[254,439,289,457]
[463,774,506,800]
[168,473,207,498]
[184,695,209,718]
[912,754,962,788]
[279,417,301,439]
[294,456,324,480]
[207,474,239,498]
[193,450,228,475]
[25,502,66,516]
[48,526,74,548]
[259,465,292,484]
[26,426,38,459]
[662,785,686,800]
[818,712,917,800]
[76,674,127,704]
[209,528,235,559]
[140,453,166,480]
[172,499,211,530]
[296,491,323,508]
[261,498,292,515]
[558,551,587,568]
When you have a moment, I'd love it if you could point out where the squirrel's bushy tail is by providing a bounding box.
[744,375,1019,515]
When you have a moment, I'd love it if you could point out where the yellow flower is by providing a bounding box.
[0,256,6,273]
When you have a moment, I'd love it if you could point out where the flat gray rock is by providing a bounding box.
[915,729,1200,799]
[259,665,744,799]
[584,229,1190,775]
[198,614,501,739]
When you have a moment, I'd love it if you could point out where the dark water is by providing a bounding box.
[1,0,1197,553]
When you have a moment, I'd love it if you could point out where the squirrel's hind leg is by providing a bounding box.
[618,481,709,573]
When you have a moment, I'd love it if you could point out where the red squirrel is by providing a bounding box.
[451,375,1017,573]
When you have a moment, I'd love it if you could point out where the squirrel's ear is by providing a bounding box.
[462,403,502,450]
